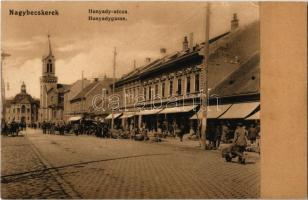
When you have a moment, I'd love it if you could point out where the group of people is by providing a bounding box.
[117,120,187,142]
[40,121,67,135]
[1,120,26,136]
[39,120,111,138]
[206,121,260,151]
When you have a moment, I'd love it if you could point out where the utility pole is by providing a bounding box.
[200,3,210,149]
[111,47,117,131]
[133,59,136,70]
[1,51,11,123]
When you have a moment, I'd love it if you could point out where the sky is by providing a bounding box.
[1,2,259,98]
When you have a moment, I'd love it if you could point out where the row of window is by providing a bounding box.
[125,74,200,103]
[8,116,31,121]
[7,107,31,113]
[144,74,200,100]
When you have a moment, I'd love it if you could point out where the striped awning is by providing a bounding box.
[105,113,122,120]
[160,105,197,114]
[68,116,82,121]
[138,108,162,115]
[120,112,136,119]
[219,102,259,119]
[190,104,232,119]
[246,111,260,120]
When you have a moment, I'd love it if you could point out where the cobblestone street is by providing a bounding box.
[1,129,260,199]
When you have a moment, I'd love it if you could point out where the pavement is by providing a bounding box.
[1,128,260,199]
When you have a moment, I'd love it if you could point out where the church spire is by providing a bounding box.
[48,34,53,56]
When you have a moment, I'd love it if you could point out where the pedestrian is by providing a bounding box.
[74,123,79,136]
[42,121,46,134]
[171,120,177,138]
[248,124,258,144]
[162,120,168,138]
[233,123,248,164]
[175,122,184,142]
[215,125,222,149]
[221,122,229,143]
[206,123,215,149]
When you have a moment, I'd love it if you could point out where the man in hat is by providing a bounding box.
[233,123,248,163]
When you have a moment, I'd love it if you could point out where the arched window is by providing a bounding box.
[47,63,50,73]
[49,63,53,73]
[46,59,53,73]
[21,105,26,113]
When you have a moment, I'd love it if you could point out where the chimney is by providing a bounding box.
[145,57,151,63]
[160,48,167,57]
[231,13,239,31]
[189,33,194,50]
[183,36,188,51]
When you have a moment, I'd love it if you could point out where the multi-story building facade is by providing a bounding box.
[5,82,40,125]
[111,14,260,132]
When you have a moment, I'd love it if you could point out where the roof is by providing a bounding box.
[70,78,113,102]
[115,21,259,88]
[57,84,71,93]
[211,52,260,97]
[5,99,13,107]
[115,32,229,86]
[71,81,99,101]
[47,84,71,94]
[7,91,39,105]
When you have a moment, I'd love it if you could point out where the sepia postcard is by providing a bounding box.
[0,1,307,199]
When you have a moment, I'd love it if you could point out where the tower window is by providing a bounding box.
[47,63,53,73]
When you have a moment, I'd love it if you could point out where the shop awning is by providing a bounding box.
[105,113,122,120]
[160,105,197,114]
[219,102,259,119]
[246,111,260,120]
[138,108,162,115]
[120,112,136,119]
[68,116,82,121]
[190,104,232,119]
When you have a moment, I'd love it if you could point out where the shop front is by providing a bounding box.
[104,113,122,129]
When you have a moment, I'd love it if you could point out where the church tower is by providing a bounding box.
[39,35,58,122]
